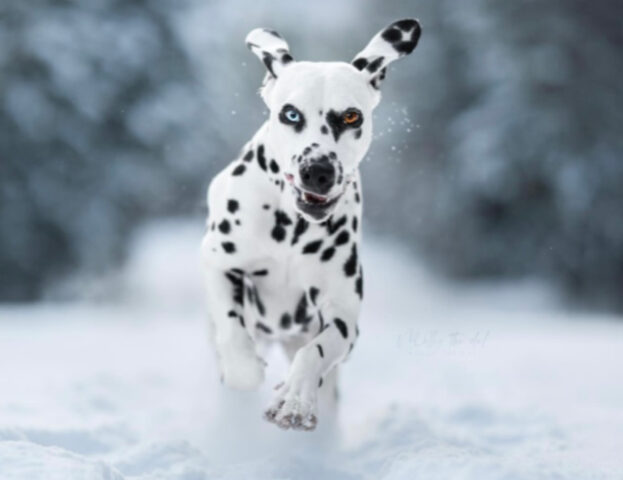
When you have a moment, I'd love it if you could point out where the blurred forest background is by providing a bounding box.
[1,0,622,310]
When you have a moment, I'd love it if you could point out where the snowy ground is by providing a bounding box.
[1,220,622,479]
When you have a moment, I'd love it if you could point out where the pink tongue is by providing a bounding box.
[304,192,327,204]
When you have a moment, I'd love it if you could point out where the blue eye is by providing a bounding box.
[285,109,300,122]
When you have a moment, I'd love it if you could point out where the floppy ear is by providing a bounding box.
[352,19,421,89]
[246,28,294,80]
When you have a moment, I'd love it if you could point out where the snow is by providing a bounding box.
[1,219,622,479]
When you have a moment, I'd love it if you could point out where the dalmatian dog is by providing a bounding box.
[201,19,421,431]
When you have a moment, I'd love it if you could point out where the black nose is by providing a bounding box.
[299,158,336,195]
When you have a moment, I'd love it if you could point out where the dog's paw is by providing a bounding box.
[264,381,318,431]
[219,350,266,391]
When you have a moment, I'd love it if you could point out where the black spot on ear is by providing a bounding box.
[262,51,276,77]
[232,164,246,176]
[302,239,323,254]
[344,244,358,276]
[352,57,368,71]
[367,56,385,73]
[227,199,239,213]
[269,159,280,173]
[291,217,309,246]
[257,145,267,171]
[280,313,292,329]
[335,230,350,246]
[316,344,324,358]
[222,242,236,253]
[334,318,348,338]
[264,28,282,38]
[321,247,336,261]
[243,150,254,162]
[395,19,416,31]
[218,219,231,234]
[256,322,272,334]
[382,27,401,43]
[320,125,329,135]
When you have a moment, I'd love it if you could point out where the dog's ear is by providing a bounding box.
[351,19,421,89]
[246,28,294,80]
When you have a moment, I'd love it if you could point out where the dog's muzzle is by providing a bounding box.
[284,155,344,221]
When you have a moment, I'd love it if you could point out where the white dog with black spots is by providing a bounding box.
[202,19,421,431]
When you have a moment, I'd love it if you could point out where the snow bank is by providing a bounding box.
[0,220,622,479]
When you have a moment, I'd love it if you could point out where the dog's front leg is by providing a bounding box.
[265,299,359,431]
[205,266,265,390]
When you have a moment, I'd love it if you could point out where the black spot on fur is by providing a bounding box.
[280,313,292,329]
[269,159,279,173]
[227,310,237,318]
[329,151,337,160]
[355,129,362,139]
[316,344,324,358]
[335,230,350,246]
[355,273,363,299]
[239,316,245,327]
[321,247,336,261]
[326,215,347,235]
[367,56,385,73]
[294,293,312,325]
[263,204,270,210]
[257,145,267,171]
[243,150,254,162]
[352,216,358,232]
[344,244,358,276]
[256,322,272,334]
[222,242,236,253]
[326,110,347,142]
[320,125,329,135]
[352,57,368,71]
[281,53,293,64]
[224,271,243,305]
[334,318,348,338]
[232,164,246,176]
[291,217,309,245]
[235,219,241,226]
[318,311,325,332]
[355,191,361,203]
[252,269,268,276]
[303,239,323,254]
[271,209,292,242]
[227,199,239,213]
[309,287,319,305]
[218,219,231,234]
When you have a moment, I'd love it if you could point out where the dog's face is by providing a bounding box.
[246,20,421,221]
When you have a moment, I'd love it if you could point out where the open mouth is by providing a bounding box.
[285,173,342,219]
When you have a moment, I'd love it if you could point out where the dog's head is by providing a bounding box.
[246,19,421,221]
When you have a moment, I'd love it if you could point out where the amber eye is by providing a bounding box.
[343,111,360,125]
